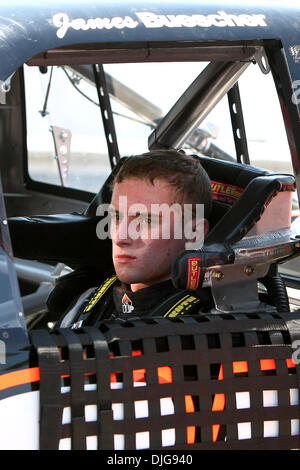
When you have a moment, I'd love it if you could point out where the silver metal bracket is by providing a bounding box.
[255,48,270,75]
[208,262,275,314]
[201,230,300,314]
[0,73,14,104]
[50,126,72,186]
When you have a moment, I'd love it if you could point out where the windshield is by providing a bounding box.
[24,62,239,193]
[24,59,294,197]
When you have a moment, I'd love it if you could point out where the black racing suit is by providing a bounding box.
[57,276,213,329]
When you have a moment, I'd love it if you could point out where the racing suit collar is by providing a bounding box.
[112,279,176,318]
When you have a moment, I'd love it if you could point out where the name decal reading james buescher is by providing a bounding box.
[52,11,267,39]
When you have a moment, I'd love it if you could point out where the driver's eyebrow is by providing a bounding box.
[127,210,161,221]
[108,205,162,221]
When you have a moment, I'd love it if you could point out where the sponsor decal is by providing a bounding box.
[71,320,83,330]
[83,275,117,313]
[135,11,267,29]
[187,256,201,290]
[52,11,267,39]
[289,45,300,64]
[52,13,138,39]
[122,293,134,314]
[211,180,243,206]
[165,294,200,318]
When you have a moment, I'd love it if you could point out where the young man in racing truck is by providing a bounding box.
[58,149,213,328]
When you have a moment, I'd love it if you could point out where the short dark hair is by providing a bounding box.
[113,149,212,218]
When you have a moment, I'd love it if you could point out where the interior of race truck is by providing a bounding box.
[1,41,299,330]
[0,22,300,449]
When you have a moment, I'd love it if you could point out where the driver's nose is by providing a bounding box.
[111,215,133,247]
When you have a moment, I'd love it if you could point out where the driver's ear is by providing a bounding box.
[203,218,209,237]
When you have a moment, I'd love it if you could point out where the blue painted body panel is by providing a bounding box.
[0,1,299,79]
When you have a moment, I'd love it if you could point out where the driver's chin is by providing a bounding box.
[114,264,139,285]
[115,264,172,288]
[114,262,148,285]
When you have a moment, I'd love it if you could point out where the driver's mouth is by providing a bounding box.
[115,254,137,263]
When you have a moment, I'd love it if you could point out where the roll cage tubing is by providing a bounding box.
[267,46,300,199]
[23,47,297,172]
[66,62,237,163]
[37,43,300,182]
[147,59,250,154]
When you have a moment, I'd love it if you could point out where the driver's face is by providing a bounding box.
[110,177,188,292]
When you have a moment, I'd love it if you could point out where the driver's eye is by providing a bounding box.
[109,212,121,222]
[141,217,152,225]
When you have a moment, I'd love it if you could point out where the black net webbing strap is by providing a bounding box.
[30,329,63,450]
[30,312,300,450]
[30,326,113,450]
[84,326,114,450]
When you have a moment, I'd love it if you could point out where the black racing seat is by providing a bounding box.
[172,157,298,314]
[7,155,298,315]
